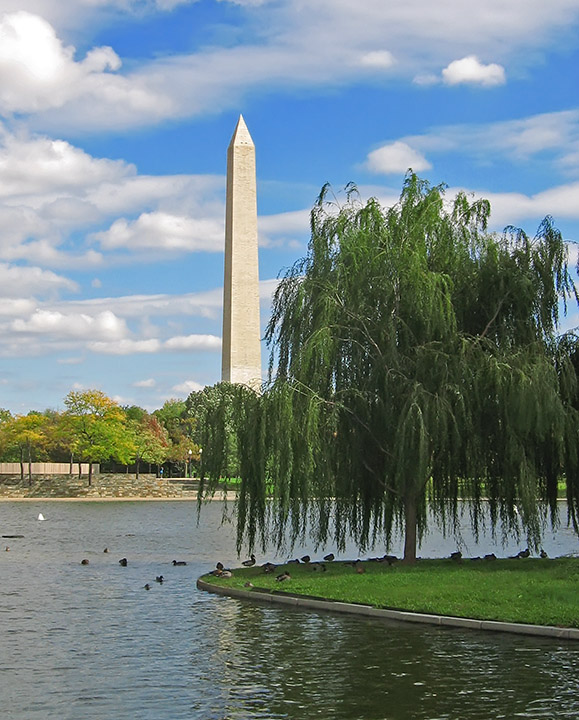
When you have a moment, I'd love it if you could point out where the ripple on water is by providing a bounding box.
[0,500,577,720]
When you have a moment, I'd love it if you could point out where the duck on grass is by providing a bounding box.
[202,555,579,630]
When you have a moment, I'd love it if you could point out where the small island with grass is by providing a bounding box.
[198,554,579,638]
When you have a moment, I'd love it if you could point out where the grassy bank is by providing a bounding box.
[201,557,579,629]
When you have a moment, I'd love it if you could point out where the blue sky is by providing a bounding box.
[1,0,579,414]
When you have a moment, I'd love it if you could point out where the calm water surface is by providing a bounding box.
[0,501,577,720]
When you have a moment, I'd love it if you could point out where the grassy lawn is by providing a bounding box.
[201,557,579,629]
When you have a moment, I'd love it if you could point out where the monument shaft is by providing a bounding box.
[221,116,262,389]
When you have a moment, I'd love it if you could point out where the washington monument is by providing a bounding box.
[221,115,262,390]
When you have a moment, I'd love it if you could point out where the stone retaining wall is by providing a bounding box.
[0,473,193,499]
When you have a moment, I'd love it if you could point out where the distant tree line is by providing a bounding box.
[0,386,235,486]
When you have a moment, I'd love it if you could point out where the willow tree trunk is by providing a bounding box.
[403,496,418,564]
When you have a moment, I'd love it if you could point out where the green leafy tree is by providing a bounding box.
[127,411,171,479]
[154,399,195,475]
[210,175,579,562]
[0,413,48,484]
[185,383,240,480]
[64,390,132,485]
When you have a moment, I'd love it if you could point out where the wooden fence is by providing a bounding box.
[0,463,99,476]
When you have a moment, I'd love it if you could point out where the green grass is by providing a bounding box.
[201,557,579,629]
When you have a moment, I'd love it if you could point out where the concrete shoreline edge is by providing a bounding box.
[196,577,579,642]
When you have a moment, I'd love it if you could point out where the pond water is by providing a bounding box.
[0,500,577,720]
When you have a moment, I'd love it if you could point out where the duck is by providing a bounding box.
[119,558,128,567]
[450,551,462,562]
[172,560,187,566]
[220,570,233,578]
[216,561,224,571]
[103,548,109,553]
[484,553,497,561]
[276,571,291,582]
[144,584,151,591]
[155,575,164,583]
[517,548,530,559]
[242,554,256,567]
[81,559,89,565]
[540,549,548,559]
[287,558,300,564]
[300,555,311,564]
[323,553,335,562]
[262,562,277,574]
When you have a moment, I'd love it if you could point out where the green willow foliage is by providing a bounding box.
[204,175,579,562]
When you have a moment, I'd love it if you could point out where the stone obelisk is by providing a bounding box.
[221,115,262,390]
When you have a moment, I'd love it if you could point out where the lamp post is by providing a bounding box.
[187,448,193,478]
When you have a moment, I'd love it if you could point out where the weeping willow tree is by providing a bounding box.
[204,174,579,563]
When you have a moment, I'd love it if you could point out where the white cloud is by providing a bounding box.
[57,356,84,365]
[48,287,223,321]
[172,379,204,394]
[0,12,171,119]
[92,212,224,253]
[164,334,221,351]
[6,2,578,131]
[0,298,37,316]
[11,309,127,340]
[382,110,579,174]
[474,181,579,228]
[0,132,131,197]
[358,51,395,69]
[441,55,506,87]
[87,333,221,355]
[133,378,157,388]
[0,263,77,297]
[0,127,227,268]
[366,141,432,175]
[88,338,161,354]
[258,209,309,247]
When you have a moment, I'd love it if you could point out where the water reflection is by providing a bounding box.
[0,501,577,720]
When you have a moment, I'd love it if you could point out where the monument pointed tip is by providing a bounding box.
[230,114,254,148]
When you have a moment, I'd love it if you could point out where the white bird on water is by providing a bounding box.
[37,513,45,521]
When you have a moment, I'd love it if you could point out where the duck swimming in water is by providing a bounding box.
[155,575,164,583]
[119,558,128,567]
[172,560,187,566]
[81,559,89,565]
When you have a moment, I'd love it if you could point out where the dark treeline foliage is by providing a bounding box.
[201,174,579,563]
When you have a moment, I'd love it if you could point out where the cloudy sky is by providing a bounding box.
[1,0,578,413]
